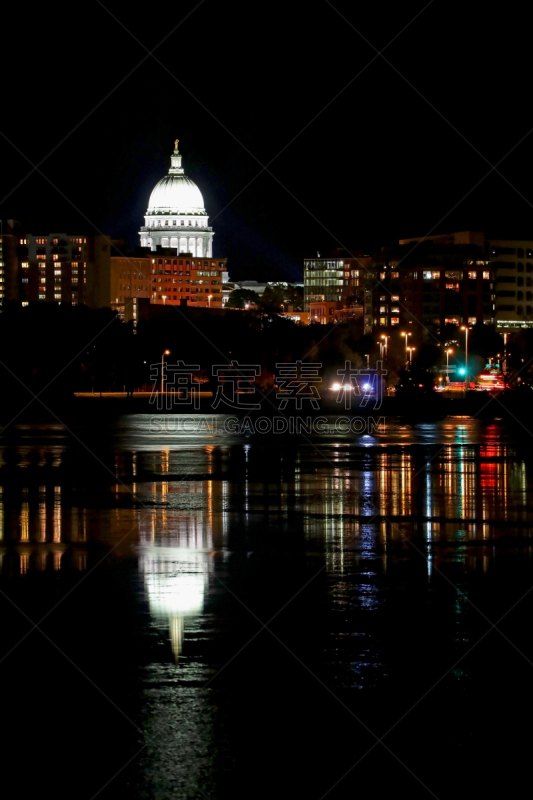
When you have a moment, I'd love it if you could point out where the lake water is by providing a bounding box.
[1,416,532,799]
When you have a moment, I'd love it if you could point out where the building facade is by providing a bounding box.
[110,252,227,318]
[148,254,226,308]
[0,223,113,309]
[488,239,533,330]
[303,254,371,311]
[139,141,214,257]
[369,232,494,335]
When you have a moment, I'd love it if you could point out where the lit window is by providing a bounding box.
[391,317,400,325]
[22,301,28,306]
[468,271,477,279]
[21,262,29,269]
[482,271,490,280]
[20,238,27,245]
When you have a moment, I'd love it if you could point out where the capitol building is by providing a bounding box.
[139,140,214,257]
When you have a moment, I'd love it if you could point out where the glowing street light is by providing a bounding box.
[380,334,390,359]
[161,349,171,394]
[207,294,212,308]
[460,326,470,389]
[400,331,412,363]
[446,348,453,383]
[407,346,416,365]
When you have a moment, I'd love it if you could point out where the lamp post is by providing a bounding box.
[162,295,167,306]
[401,331,411,364]
[446,348,453,384]
[380,334,389,360]
[161,349,170,394]
[503,332,508,389]
[407,346,415,365]
[460,326,469,390]
[208,295,212,308]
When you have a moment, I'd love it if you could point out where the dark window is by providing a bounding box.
[518,262,524,272]
[527,292,533,301]
[527,263,533,272]
[518,277,524,286]
[528,305,533,315]
[497,304,514,311]
[492,247,516,256]
[517,248,525,258]
[517,291,524,300]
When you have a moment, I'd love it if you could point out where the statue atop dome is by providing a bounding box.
[174,138,179,151]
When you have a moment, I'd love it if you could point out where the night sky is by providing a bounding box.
[2,1,532,280]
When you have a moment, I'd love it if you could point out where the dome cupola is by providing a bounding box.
[147,140,206,215]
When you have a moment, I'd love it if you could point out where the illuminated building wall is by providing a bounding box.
[110,256,152,319]
[303,255,371,316]
[371,232,494,333]
[148,254,227,308]
[488,239,533,330]
[0,227,115,310]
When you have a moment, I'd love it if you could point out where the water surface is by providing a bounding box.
[1,416,532,798]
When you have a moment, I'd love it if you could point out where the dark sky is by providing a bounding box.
[2,1,532,280]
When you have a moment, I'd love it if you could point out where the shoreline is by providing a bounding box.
[0,389,527,425]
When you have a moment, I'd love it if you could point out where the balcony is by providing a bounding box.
[139,225,212,232]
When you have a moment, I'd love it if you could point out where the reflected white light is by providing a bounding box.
[139,544,210,662]
[139,546,207,617]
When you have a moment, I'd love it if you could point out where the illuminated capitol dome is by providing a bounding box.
[139,139,214,257]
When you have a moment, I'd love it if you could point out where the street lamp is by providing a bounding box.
[207,294,212,308]
[400,331,411,363]
[446,348,453,384]
[407,346,415,365]
[460,326,469,389]
[162,295,167,305]
[503,332,508,389]
[161,349,170,394]
[380,334,389,359]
